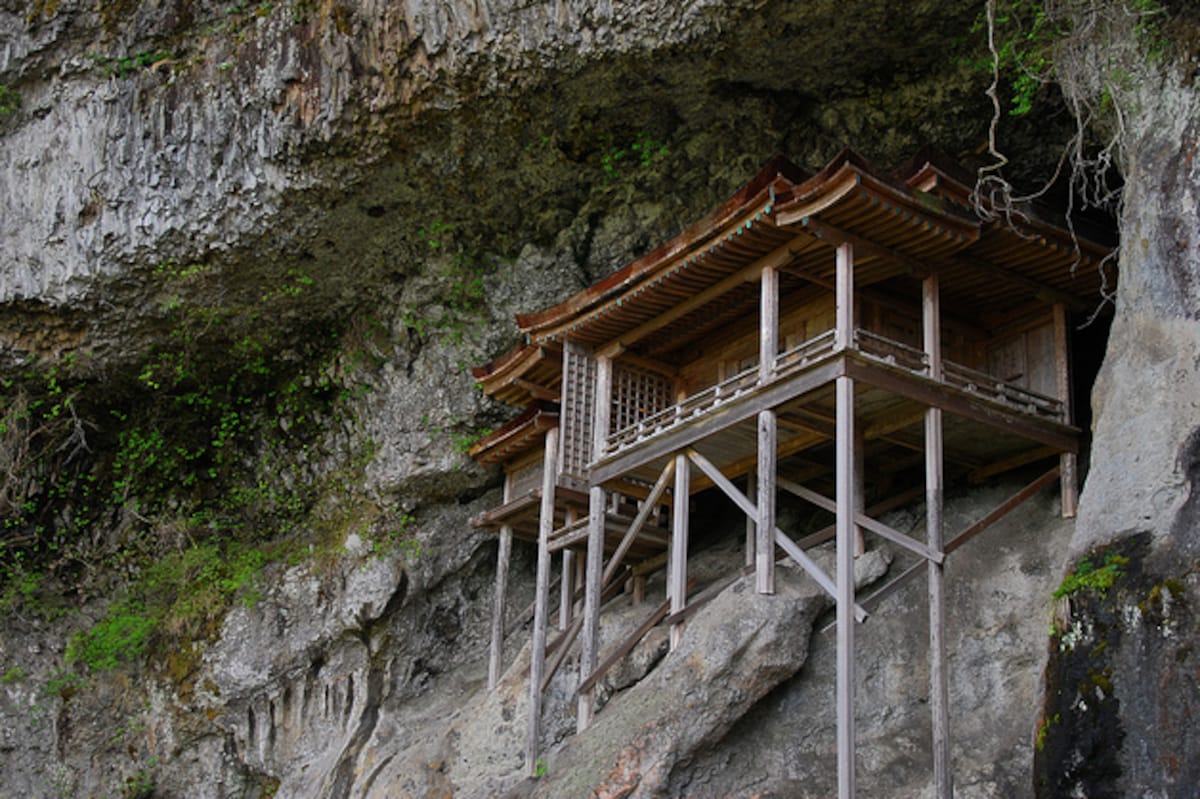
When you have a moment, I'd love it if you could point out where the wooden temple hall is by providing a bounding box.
[467,149,1111,796]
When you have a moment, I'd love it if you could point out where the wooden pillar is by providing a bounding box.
[835,242,854,351]
[756,411,777,594]
[744,472,757,569]
[1054,303,1078,518]
[559,510,579,629]
[526,427,559,776]
[578,355,612,731]
[761,264,779,380]
[574,550,586,615]
[487,526,512,690]
[854,425,866,557]
[670,452,691,650]
[559,549,576,630]
[488,472,515,690]
[758,262,780,592]
[924,273,952,798]
[835,240,857,799]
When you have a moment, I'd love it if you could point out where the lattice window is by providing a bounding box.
[612,361,673,434]
[560,340,596,481]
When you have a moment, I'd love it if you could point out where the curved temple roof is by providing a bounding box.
[474,148,1113,407]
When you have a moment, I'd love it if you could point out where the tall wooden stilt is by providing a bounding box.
[836,375,857,799]
[854,425,866,556]
[574,550,586,616]
[835,241,857,799]
[1053,303,1077,518]
[757,410,777,594]
[757,262,780,594]
[488,524,512,690]
[559,509,578,629]
[488,473,515,691]
[669,452,691,650]
[924,273,952,798]
[745,471,757,569]
[579,355,612,731]
[559,550,576,629]
[526,427,559,776]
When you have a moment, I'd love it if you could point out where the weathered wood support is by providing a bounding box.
[756,261,781,594]
[854,467,1062,617]
[1054,303,1078,518]
[925,272,953,799]
[761,263,779,378]
[854,424,866,556]
[601,459,675,588]
[574,551,586,615]
[836,373,857,799]
[669,452,691,650]
[526,426,559,776]
[757,410,777,594]
[560,506,578,629]
[835,240,857,799]
[487,525,512,690]
[686,448,866,616]
[579,354,612,731]
[488,475,514,691]
[577,597,671,696]
[777,477,943,565]
[559,548,576,629]
[745,471,756,569]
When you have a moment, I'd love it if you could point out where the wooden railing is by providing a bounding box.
[605,363,761,453]
[602,328,1065,457]
[942,360,1064,420]
[776,329,838,376]
[853,329,930,373]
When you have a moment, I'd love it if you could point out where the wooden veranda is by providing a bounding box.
[469,149,1112,798]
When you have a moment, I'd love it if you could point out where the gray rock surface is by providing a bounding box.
[677,482,1073,798]
[2,1,1200,797]
[1040,15,1200,796]
[1075,67,1200,557]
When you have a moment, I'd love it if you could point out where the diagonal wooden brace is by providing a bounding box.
[777,476,944,565]
[685,448,868,621]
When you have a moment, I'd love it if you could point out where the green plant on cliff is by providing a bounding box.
[978,0,1163,117]
[66,537,272,671]
[1053,552,1129,599]
[1,665,26,684]
[599,131,668,183]
[0,85,20,117]
[0,258,397,681]
[976,0,1166,221]
[87,50,177,79]
[403,220,495,348]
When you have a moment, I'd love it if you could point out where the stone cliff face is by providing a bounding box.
[1034,7,1200,794]
[0,1,1197,797]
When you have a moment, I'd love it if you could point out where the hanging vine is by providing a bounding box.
[974,0,1168,321]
